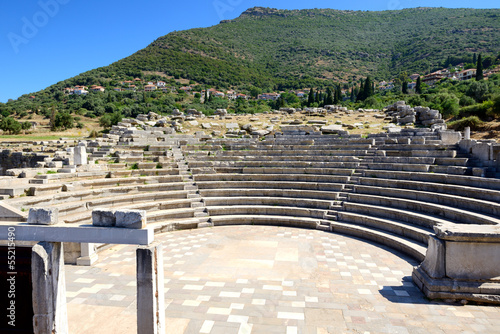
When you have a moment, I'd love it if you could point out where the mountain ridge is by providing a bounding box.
[7,6,500,100]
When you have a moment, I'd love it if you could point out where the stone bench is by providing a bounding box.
[109,168,180,178]
[196,180,345,192]
[65,175,183,191]
[342,202,456,229]
[380,150,457,158]
[353,184,500,217]
[199,188,339,201]
[362,170,500,191]
[364,163,431,172]
[209,215,322,230]
[330,220,426,261]
[207,205,327,219]
[347,193,500,226]
[358,177,500,202]
[193,173,349,184]
[9,182,188,209]
[337,211,435,245]
[59,195,194,225]
[193,167,354,176]
[188,160,358,169]
[191,144,373,151]
[203,196,334,209]
[185,149,369,157]
[186,155,362,163]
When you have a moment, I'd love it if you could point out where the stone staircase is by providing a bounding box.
[172,146,210,228]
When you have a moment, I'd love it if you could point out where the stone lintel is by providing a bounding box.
[0,224,154,245]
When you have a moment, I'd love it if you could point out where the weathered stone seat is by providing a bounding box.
[196,180,345,192]
[353,184,500,217]
[362,170,500,191]
[209,215,323,229]
[199,188,339,201]
[10,182,188,209]
[347,193,500,226]
[207,205,326,219]
[342,202,456,229]
[193,173,349,183]
[329,220,427,261]
[358,177,500,203]
[194,167,354,176]
[109,168,180,178]
[188,160,357,169]
[203,196,333,209]
[187,154,362,163]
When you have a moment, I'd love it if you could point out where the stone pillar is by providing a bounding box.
[32,242,68,334]
[137,241,165,334]
[74,145,87,166]
[76,243,98,266]
[464,127,470,140]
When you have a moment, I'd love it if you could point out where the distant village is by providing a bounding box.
[59,63,500,103]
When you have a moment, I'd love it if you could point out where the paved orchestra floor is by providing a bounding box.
[65,225,500,334]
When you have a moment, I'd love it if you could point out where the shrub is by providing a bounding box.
[447,116,483,131]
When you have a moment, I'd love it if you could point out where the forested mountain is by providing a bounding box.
[102,6,500,90]
[1,6,500,129]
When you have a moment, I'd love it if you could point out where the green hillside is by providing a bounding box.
[1,6,500,133]
[109,6,500,89]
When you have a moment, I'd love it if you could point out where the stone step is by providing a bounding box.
[198,221,213,228]
[337,211,433,245]
[29,179,48,184]
[331,221,426,262]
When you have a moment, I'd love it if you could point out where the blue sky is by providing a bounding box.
[0,0,498,102]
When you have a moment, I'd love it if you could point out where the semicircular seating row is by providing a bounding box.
[183,135,500,264]
[7,133,500,266]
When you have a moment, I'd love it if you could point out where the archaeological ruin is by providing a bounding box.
[1,104,500,333]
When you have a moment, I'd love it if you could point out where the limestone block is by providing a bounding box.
[74,146,88,165]
[420,236,445,278]
[445,241,500,280]
[92,209,116,227]
[439,131,462,145]
[471,142,492,161]
[28,208,59,225]
[225,123,239,129]
[115,209,146,229]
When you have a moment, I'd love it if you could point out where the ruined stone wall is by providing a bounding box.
[0,150,48,175]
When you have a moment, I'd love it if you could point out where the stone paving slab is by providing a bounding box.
[66,225,500,333]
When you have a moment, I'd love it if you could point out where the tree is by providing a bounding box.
[356,80,365,101]
[325,87,334,105]
[53,112,74,130]
[363,76,373,100]
[402,81,408,94]
[415,76,422,94]
[336,85,342,104]
[307,88,314,106]
[476,54,483,81]
[472,53,477,65]
[0,117,22,134]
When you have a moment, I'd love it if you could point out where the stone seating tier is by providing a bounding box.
[347,193,500,226]
[195,180,345,192]
[358,177,500,202]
